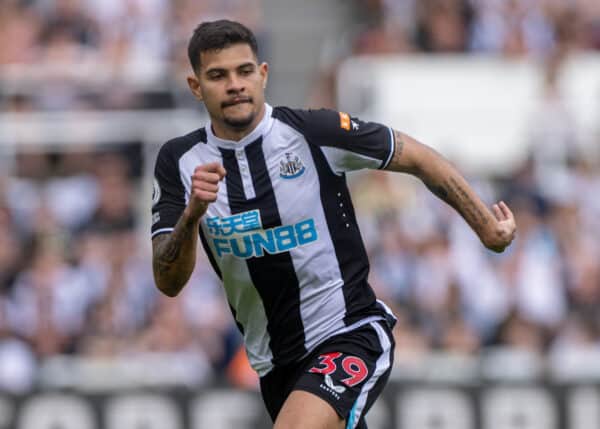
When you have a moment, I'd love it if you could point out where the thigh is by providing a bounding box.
[274,390,345,429]
[260,364,298,422]
[293,320,395,429]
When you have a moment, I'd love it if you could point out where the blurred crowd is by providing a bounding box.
[0,147,237,392]
[0,0,266,112]
[355,153,600,360]
[344,0,600,369]
[309,0,600,107]
[355,0,600,55]
[0,0,599,395]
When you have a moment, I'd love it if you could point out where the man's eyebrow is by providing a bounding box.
[205,67,227,75]
[205,63,255,75]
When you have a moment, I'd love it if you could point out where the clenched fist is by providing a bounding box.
[485,201,517,253]
[186,162,227,220]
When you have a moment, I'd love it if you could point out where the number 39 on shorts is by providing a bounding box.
[309,352,369,387]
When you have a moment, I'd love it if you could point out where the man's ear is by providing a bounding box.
[187,74,203,101]
[259,62,269,89]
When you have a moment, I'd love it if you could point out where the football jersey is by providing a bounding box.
[151,103,396,376]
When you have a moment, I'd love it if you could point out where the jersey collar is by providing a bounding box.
[206,103,273,150]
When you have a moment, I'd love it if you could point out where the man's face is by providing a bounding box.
[188,43,268,131]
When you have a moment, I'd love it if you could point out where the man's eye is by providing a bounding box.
[240,69,253,75]
[208,74,224,80]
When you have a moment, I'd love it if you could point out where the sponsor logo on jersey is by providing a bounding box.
[339,112,351,131]
[206,209,318,258]
[279,152,305,179]
[152,178,161,206]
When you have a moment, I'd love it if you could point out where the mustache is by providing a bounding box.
[222,96,253,108]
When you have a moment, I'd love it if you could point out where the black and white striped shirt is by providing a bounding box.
[152,104,396,376]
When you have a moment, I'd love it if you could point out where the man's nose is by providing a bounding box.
[226,74,245,93]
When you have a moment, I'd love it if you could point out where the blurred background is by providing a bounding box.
[1,0,600,428]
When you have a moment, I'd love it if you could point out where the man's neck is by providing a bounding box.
[211,103,266,142]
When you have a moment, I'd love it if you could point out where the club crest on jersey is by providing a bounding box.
[279,152,305,179]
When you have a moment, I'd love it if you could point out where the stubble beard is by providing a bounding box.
[223,111,255,130]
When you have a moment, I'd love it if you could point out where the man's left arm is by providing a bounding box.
[386,130,516,253]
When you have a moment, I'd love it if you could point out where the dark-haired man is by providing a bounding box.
[151,19,516,429]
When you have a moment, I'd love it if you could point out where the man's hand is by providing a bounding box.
[485,201,516,253]
[152,162,226,297]
[186,162,227,220]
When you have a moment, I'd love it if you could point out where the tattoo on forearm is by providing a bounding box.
[155,233,184,275]
[153,217,196,276]
[425,183,448,201]
[427,177,488,227]
[449,177,488,226]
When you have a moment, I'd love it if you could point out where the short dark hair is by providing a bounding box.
[188,20,259,72]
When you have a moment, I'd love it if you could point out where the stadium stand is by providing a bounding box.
[1,0,600,427]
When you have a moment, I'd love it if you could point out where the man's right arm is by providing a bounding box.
[152,209,201,297]
[152,162,226,297]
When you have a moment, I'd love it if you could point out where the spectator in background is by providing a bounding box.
[7,233,96,357]
[0,0,267,112]
[0,195,23,294]
[0,2,41,65]
[415,0,473,52]
[493,309,547,353]
[80,152,137,234]
[43,151,99,232]
[561,312,599,348]
[40,0,99,49]
[581,0,600,49]
[507,198,567,329]
[551,191,600,332]
[528,53,580,196]
[390,306,431,362]
[77,227,156,354]
[437,285,482,354]
[468,0,554,57]
[86,0,170,81]
[0,296,36,394]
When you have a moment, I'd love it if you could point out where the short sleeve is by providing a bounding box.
[304,109,395,174]
[151,143,186,238]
